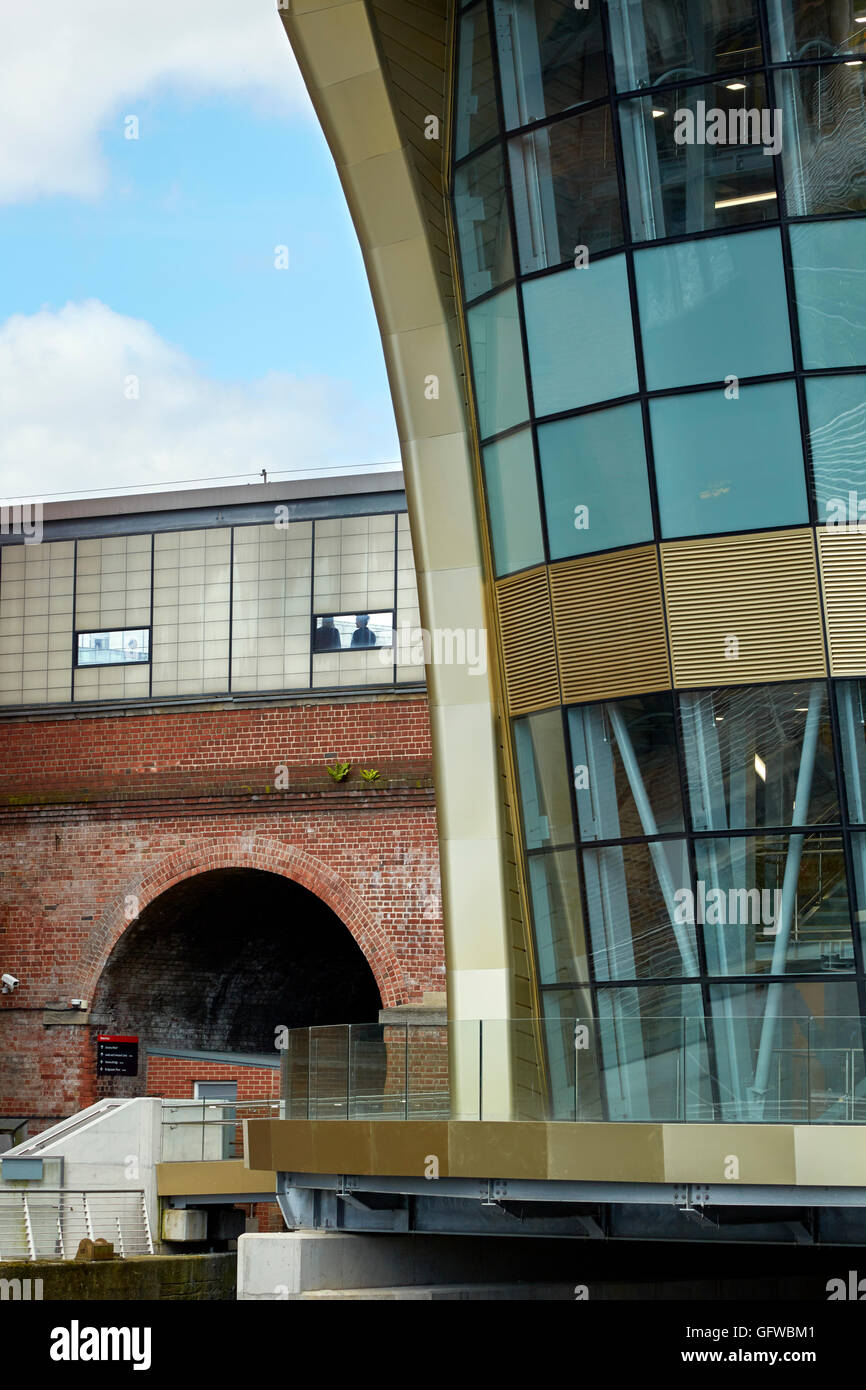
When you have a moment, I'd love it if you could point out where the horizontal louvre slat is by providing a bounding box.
[549,546,671,703]
[818,529,866,675]
[662,529,826,687]
[495,567,560,715]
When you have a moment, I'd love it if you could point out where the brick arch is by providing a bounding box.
[85,836,407,1008]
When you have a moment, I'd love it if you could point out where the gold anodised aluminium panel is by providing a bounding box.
[549,546,671,703]
[661,529,827,688]
[817,529,866,675]
[494,566,561,715]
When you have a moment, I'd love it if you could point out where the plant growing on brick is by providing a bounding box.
[325,760,351,783]
[359,769,380,783]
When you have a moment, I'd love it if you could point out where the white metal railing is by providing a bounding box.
[0,1189,152,1262]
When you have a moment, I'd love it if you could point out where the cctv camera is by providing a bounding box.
[1,973,19,993]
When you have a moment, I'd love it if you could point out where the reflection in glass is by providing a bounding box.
[508,107,622,272]
[312,612,394,651]
[523,256,639,415]
[837,680,866,823]
[528,851,588,983]
[493,0,607,128]
[651,381,808,538]
[620,76,778,242]
[608,0,762,91]
[709,979,863,1121]
[454,146,514,301]
[791,218,866,368]
[806,375,866,520]
[769,0,866,61]
[538,402,653,559]
[482,430,545,576]
[513,708,574,850]
[679,681,839,832]
[455,3,499,160]
[568,692,684,841]
[467,287,529,438]
[695,832,853,976]
[595,984,708,1120]
[583,837,698,979]
[76,629,150,665]
[778,65,866,216]
[635,229,793,391]
[541,988,603,1119]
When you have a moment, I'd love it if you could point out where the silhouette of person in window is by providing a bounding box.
[351,613,376,648]
[314,617,342,651]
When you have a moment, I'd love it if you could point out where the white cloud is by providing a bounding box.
[0,0,306,204]
[0,301,400,498]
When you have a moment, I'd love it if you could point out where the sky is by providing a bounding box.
[0,0,400,501]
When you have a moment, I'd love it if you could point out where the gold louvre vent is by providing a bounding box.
[817,528,866,676]
[494,566,560,715]
[549,546,671,703]
[661,529,826,688]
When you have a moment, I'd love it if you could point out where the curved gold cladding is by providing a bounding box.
[494,566,560,715]
[661,529,827,688]
[549,546,671,703]
[817,529,866,676]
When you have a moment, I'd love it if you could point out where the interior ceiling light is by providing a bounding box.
[652,107,666,117]
[714,190,778,208]
[754,754,767,782]
[725,80,747,90]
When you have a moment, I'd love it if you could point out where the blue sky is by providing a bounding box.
[0,2,399,499]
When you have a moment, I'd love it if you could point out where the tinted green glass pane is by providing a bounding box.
[636,229,793,391]
[540,989,603,1120]
[454,146,514,301]
[679,681,839,832]
[769,0,866,61]
[608,0,762,91]
[513,708,575,850]
[791,219,866,368]
[508,106,622,272]
[778,66,866,216]
[467,287,529,438]
[806,374,866,520]
[538,402,653,559]
[523,257,639,415]
[583,837,697,979]
[455,3,499,160]
[651,381,808,538]
[620,76,778,243]
[493,0,607,128]
[482,430,545,575]
[595,983,708,1120]
[569,693,685,842]
[528,850,589,984]
[837,680,866,823]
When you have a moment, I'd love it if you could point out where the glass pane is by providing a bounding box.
[528,850,588,983]
[709,980,862,1122]
[608,0,762,91]
[778,65,866,217]
[455,3,499,160]
[467,287,529,437]
[508,107,622,272]
[312,612,393,650]
[513,708,574,849]
[679,681,839,831]
[583,837,698,979]
[454,146,514,301]
[523,257,638,415]
[695,832,853,975]
[848,828,866,960]
[791,218,866,368]
[595,984,707,1121]
[806,374,866,521]
[482,430,545,575]
[620,76,778,243]
[769,0,866,61]
[650,380,808,538]
[569,692,684,841]
[635,229,793,391]
[538,402,653,559]
[76,629,150,665]
[541,988,603,1120]
[837,680,866,822]
[493,0,607,128]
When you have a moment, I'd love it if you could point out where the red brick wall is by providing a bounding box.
[0,694,444,1130]
[146,1055,280,1102]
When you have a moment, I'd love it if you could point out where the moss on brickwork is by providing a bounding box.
[0,1253,236,1300]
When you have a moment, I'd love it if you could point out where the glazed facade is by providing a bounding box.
[453,0,866,1121]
